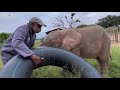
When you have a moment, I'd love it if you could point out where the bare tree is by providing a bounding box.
[53,13,80,29]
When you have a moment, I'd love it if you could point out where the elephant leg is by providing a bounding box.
[97,56,109,76]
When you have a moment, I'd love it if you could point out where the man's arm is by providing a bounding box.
[11,27,42,65]
[11,27,34,58]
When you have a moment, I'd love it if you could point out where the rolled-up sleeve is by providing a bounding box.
[11,27,34,58]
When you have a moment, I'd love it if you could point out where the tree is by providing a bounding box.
[76,24,87,28]
[40,37,45,42]
[53,13,80,29]
[0,32,10,48]
[97,15,120,28]
[0,32,10,43]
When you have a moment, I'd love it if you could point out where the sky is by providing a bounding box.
[0,12,120,39]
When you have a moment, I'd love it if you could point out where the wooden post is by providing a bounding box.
[115,29,118,43]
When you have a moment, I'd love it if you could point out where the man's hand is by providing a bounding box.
[30,55,42,66]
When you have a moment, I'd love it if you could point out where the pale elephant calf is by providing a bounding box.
[40,25,111,74]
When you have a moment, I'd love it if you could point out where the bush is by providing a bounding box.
[40,37,45,42]
[77,24,87,28]
[0,32,10,43]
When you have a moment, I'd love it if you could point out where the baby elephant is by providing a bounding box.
[40,25,111,75]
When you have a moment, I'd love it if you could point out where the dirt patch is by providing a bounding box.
[111,42,120,47]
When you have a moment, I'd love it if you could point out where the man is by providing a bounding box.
[1,17,46,66]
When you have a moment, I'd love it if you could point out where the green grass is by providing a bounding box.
[107,46,120,78]
[0,55,3,70]
[0,40,120,78]
[33,40,42,48]
[32,66,65,78]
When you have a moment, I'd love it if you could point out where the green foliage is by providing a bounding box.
[77,24,87,28]
[40,37,45,42]
[97,15,120,28]
[0,32,10,48]
[0,32,10,43]
[0,55,3,69]
[33,40,43,48]
[0,43,2,49]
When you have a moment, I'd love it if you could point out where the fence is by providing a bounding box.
[106,27,120,43]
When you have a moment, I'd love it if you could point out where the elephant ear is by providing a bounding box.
[61,30,81,51]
